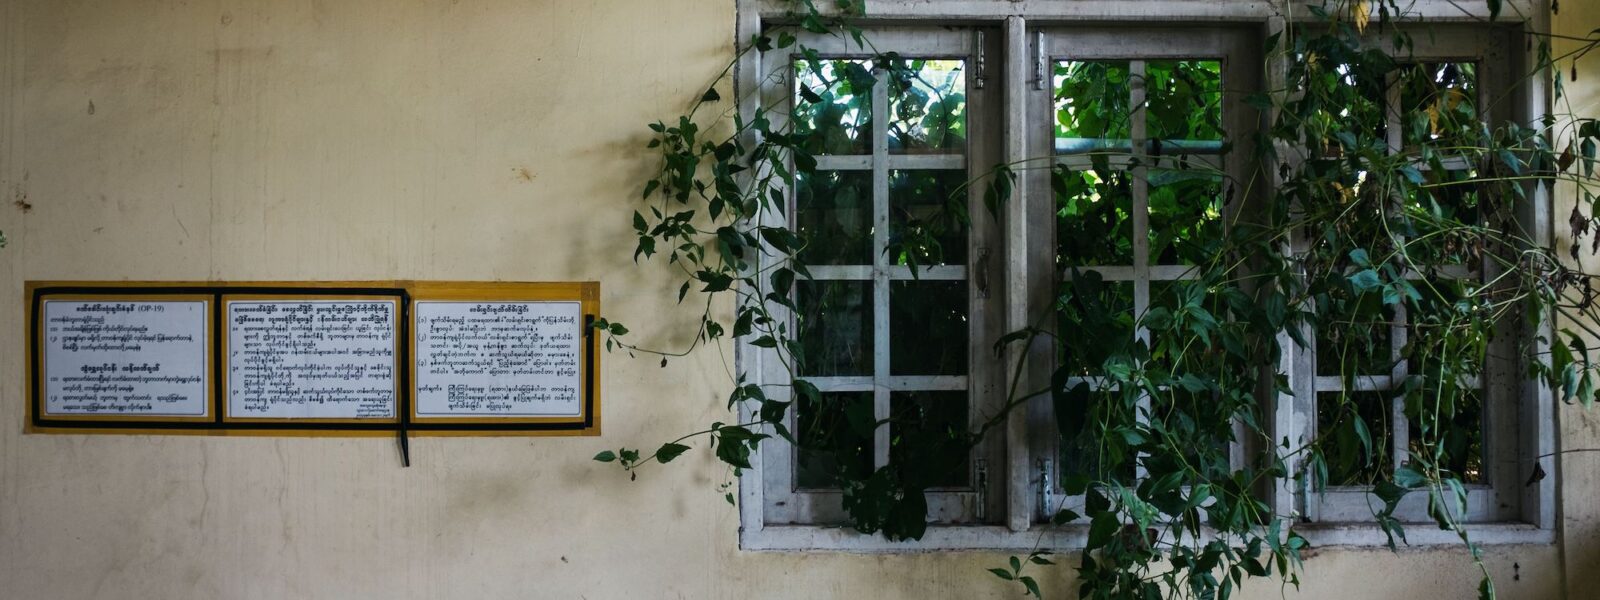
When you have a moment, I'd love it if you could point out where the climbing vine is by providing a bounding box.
[595,1,1600,598]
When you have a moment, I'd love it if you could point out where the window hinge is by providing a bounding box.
[1032,31,1046,91]
[974,31,987,90]
[1037,458,1053,521]
[975,458,989,520]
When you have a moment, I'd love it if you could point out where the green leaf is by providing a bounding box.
[1020,576,1041,597]
[702,87,722,103]
[1373,480,1408,506]
[793,379,821,404]
[733,309,755,337]
[1087,513,1119,549]
[655,443,691,464]
[593,451,617,463]
[987,568,1014,581]
[1352,412,1373,460]
[1399,165,1424,185]
[1486,0,1501,21]
[770,267,795,296]
[1582,138,1596,176]
[1499,148,1522,175]
[1348,269,1381,292]
[1394,465,1428,488]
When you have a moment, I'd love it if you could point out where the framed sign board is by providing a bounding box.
[25,281,600,438]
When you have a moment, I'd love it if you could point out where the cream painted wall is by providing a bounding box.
[1555,1,1600,599]
[0,1,1591,598]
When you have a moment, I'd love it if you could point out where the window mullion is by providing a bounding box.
[871,67,892,471]
[1129,60,1153,482]
[1384,70,1412,471]
[1003,15,1033,533]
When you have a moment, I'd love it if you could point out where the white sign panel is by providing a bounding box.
[41,300,210,417]
[414,301,583,417]
[227,300,398,420]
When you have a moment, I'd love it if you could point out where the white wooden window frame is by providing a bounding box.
[747,25,1010,536]
[1299,27,1526,526]
[1020,24,1262,529]
[735,0,1555,552]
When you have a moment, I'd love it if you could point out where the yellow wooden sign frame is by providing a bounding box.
[24,281,601,438]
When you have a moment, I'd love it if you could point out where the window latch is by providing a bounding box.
[975,458,989,520]
[974,31,987,90]
[1033,31,1046,91]
[1037,458,1053,521]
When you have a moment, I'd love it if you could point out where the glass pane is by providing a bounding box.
[1406,277,1488,485]
[890,391,970,487]
[796,391,876,489]
[1315,289,1394,378]
[1148,280,1234,375]
[1145,60,1225,144]
[1146,387,1226,480]
[1144,61,1227,266]
[794,58,875,155]
[1058,383,1138,487]
[1054,61,1133,155]
[1300,61,1389,152]
[796,170,873,265]
[797,281,873,376]
[890,280,968,377]
[889,170,969,267]
[1403,167,1484,267]
[1056,166,1135,267]
[1317,391,1396,486]
[1055,275,1135,375]
[1399,62,1479,152]
[1148,168,1225,265]
[1407,278,1488,374]
[1406,387,1484,484]
[887,59,967,155]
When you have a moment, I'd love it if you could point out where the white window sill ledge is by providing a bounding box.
[1293,522,1553,548]
[740,522,1553,553]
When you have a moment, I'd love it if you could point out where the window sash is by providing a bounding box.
[1023,25,1263,524]
[1299,26,1523,525]
[755,25,1006,526]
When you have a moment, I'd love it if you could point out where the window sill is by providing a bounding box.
[740,522,1553,553]
[1292,522,1553,548]
[741,524,1086,553]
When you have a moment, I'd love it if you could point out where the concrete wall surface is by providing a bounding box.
[0,0,1595,598]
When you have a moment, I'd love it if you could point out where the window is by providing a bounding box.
[1294,27,1528,526]
[1024,26,1262,527]
[736,2,1555,551]
[755,26,1007,530]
